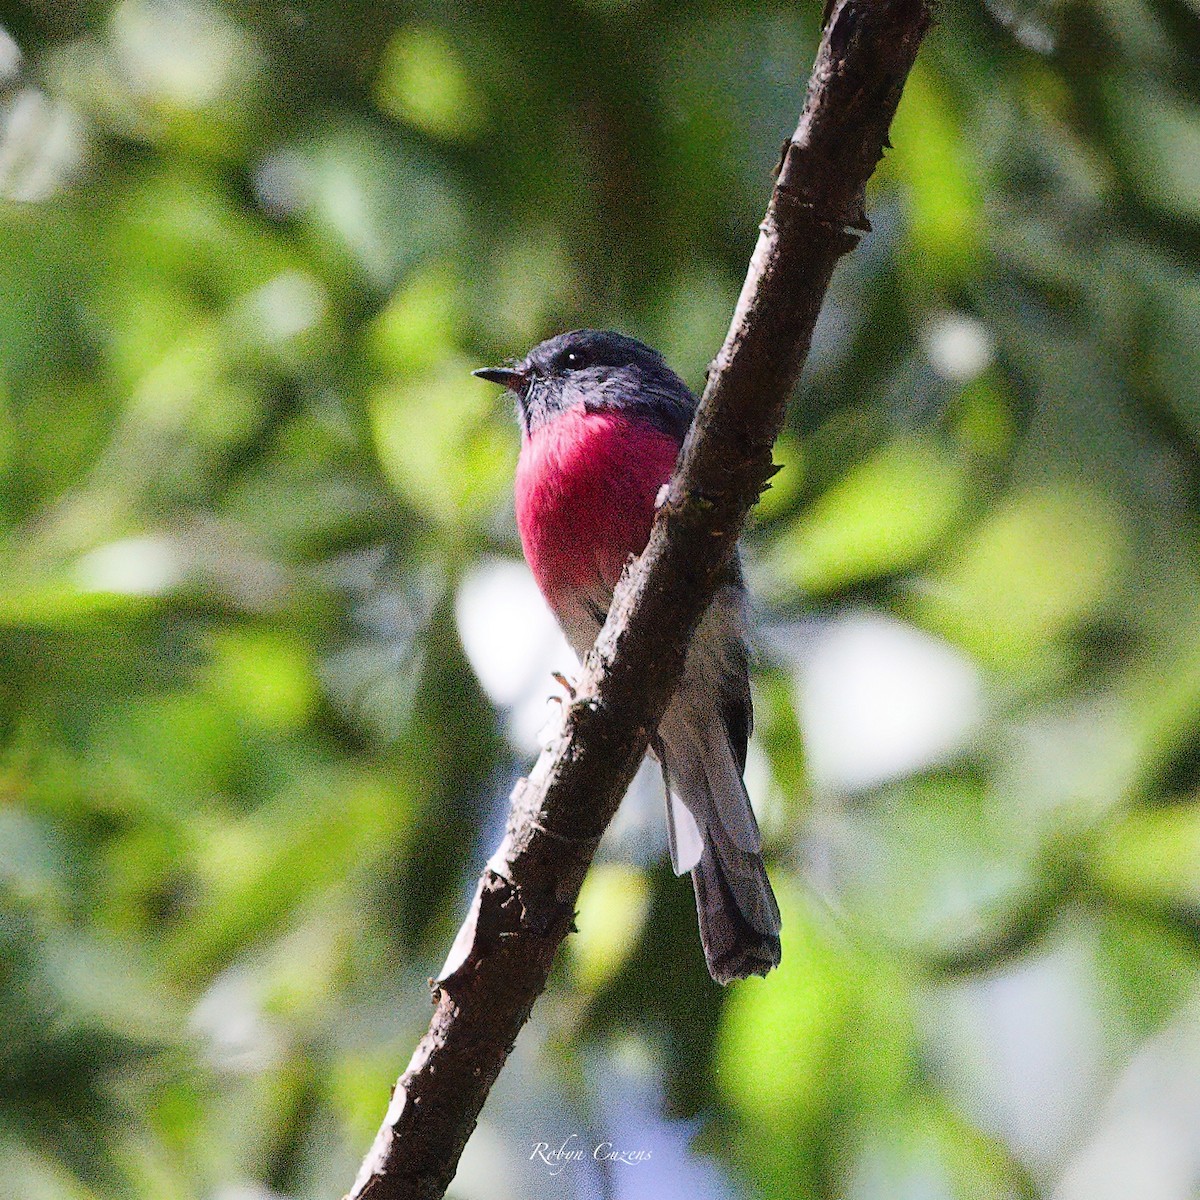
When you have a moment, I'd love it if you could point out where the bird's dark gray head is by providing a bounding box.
[473,329,696,439]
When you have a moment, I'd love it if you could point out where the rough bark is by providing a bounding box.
[347,3,934,1196]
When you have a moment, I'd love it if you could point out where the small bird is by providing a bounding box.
[474,329,781,984]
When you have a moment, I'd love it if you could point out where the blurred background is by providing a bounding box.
[2,0,1199,1197]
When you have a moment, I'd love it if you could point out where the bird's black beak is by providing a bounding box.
[472,366,524,391]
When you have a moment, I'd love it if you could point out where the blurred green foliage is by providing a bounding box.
[1,1,1200,1198]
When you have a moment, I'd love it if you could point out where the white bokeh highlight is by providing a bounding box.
[1054,999,1200,1200]
[0,26,21,83]
[455,557,578,752]
[111,0,260,110]
[924,311,994,382]
[789,610,984,793]
[75,535,184,596]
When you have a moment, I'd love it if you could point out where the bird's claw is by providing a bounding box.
[550,670,577,701]
[537,675,575,747]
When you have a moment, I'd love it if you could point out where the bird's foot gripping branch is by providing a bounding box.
[347,3,933,1198]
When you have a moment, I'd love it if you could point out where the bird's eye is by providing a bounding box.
[563,350,585,370]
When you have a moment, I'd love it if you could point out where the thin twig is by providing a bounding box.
[346,3,933,1196]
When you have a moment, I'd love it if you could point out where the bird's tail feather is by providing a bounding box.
[656,728,781,985]
[692,832,781,985]
[654,581,780,984]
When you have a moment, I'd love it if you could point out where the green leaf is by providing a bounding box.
[766,436,968,596]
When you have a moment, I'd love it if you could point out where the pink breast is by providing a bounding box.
[515,407,681,607]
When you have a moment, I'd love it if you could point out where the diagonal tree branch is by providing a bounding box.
[347,2,933,1196]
